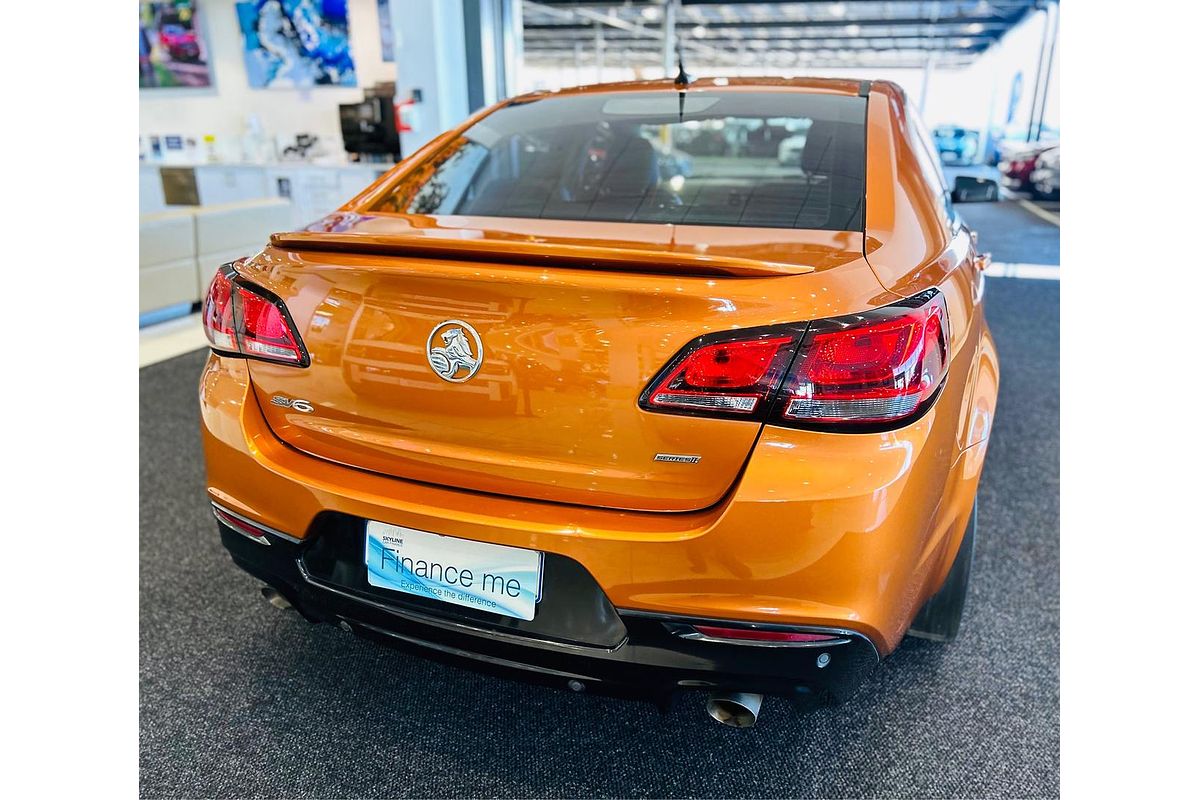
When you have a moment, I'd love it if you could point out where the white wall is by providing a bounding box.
[390,0,469,152]
[140,0,396,159]
[920,6,1059,136]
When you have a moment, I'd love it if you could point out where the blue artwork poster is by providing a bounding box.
[140,1,213,88]
[235,0,357,89]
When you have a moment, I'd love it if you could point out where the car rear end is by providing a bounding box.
[199,79,995,719]
[999,141,1056,190]
[1031,146,1060,199]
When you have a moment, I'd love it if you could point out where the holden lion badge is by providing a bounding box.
[427,320,483,383]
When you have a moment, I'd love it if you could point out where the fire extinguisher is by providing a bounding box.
[395,89,422,134]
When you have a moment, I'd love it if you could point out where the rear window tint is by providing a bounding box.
[373,91,867,232]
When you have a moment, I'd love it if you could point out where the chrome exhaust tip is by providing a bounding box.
[260,586,292,611]
[706,692,764,728]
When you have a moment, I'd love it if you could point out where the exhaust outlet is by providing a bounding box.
[706,692,764,728]
[260,586,292,611]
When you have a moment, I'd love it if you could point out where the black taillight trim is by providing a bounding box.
[636,322,809,422]
[638,289,951,432]
[206,261,312,369]
[767,288,949,432]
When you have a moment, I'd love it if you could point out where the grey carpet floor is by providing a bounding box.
[140,202,1059,798]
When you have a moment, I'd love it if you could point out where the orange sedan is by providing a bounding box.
[199,77,999,727]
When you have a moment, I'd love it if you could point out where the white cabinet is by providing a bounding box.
[266,163,389,228]
[140,165,167,214]
[194,165,271,206]
[266,166,341,229]
[140,199,292,316]
[140,163,394,230]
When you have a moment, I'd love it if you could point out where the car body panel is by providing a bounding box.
[862,84,955,290]
[236,221,892,512]
[202,330,989,652]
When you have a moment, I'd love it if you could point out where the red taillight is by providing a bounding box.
[640,290,948,428]
[640,331,801,415]
[237,287,305,364]
[690,625,839,644]
[201,263,309,367]
[779,293,948,424]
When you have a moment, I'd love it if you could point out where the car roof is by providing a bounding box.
[507,76,877,103]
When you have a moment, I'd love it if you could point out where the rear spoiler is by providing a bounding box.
[268,231,814,278]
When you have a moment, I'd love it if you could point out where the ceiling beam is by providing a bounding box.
[524,30,1001,44]
[525,42,993,55]
[523,57,981,69]
[519,1,1036,70]
[526,0,1031,6]
[669,0,1028,7]
[526,33,1003,45]
[527,15,1011,32]
[525,43,991,55]
[523,0,729,61]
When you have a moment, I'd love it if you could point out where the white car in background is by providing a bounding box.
[1030,145,1060,200]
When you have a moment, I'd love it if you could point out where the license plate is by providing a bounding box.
[364,520,543,621]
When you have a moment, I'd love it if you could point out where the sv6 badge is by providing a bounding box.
[271,395,314,413]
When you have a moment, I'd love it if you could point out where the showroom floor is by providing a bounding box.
[139,201,1059,799]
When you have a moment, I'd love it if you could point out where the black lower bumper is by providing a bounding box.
[218,513,880,707]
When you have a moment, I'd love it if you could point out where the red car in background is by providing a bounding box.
[1030,146,1060,201]
[999,142,1057,193]
[159,23,200,63]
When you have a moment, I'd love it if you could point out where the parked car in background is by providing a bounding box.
[984,124,1059,165]
[1030,145,1060,200]
[932,125,980,165]
[999,141,1058,193]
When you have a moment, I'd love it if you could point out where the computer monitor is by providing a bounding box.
[339,96,401,159]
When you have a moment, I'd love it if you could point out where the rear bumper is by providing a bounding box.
[201,338,991,662]
[218,518,880,704]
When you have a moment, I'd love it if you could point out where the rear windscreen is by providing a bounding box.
[373,91,867,231]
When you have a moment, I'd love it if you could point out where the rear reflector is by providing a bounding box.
[201,263,309,367]
[691,625,839,644]
[212,504,273,545]
[640,289,949,429]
